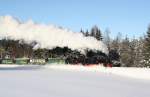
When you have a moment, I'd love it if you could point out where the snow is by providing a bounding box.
[0,64,150,97]
[45,64,150,80]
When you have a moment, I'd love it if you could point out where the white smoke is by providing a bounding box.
[0,15,108,54]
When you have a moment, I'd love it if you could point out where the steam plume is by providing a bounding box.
[0,16,108,53]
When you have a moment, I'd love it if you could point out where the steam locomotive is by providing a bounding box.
[65,49,121,67]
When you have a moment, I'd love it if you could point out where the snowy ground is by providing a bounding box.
[0,64,150,97]
[46,64,150,80]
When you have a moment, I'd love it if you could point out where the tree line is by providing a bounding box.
[80,25,150,67]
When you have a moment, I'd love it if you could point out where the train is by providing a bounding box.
[0,58,65,65]
[0,51,121,67]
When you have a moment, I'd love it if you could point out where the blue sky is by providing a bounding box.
[0,0,150,38]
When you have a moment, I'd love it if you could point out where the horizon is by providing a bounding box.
[0,0,150,39]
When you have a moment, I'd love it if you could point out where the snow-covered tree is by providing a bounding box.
[103,28,111,51]
[143,25,150,67]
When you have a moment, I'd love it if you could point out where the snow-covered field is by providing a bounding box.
[0,64,150,97]
[46,64,150,80]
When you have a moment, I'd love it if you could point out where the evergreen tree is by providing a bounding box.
[103,28,111,51]
[95,29,103,40]
[90,25,103,40]
[143,25,150,67]
[130,38,144,67]
[90,26,96,37]
[80,28,85,35]
[85,30,90,37]
[120,36,131,66]
[110,32,121,51]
